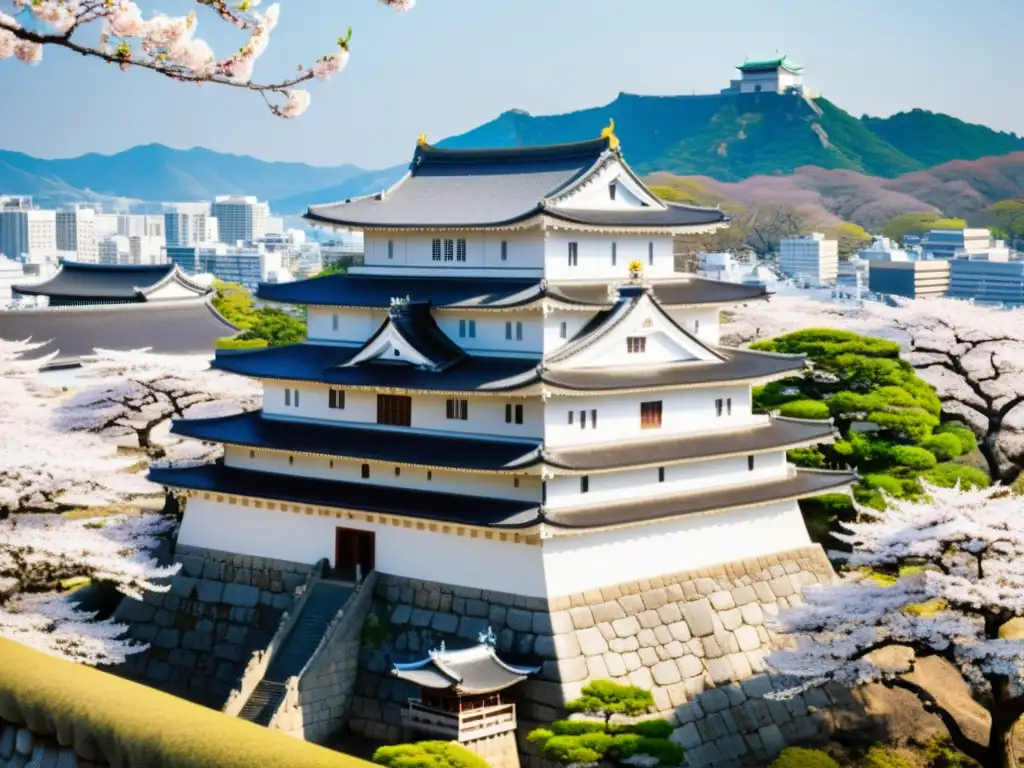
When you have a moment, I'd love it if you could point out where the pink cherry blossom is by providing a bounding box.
[272,88,310,118]
[381,0,415,10]
[104,0,144,38]
[312,49,349,81]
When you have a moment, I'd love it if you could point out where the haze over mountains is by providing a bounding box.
[3,91,1023,233]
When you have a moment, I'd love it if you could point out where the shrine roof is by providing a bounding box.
[0,300,237,368]
[169,412,834,473]
[350,301,466,371]
[392,644,539,694]
[548,277,770,308]
[545,203,726,228]
[13,261,209,301]
[149,463,856,532]
[737,55,802,73]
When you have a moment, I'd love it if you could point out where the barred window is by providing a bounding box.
[626,337,647,354]
[432,238,442,261]
[444,238,454,262]
[328,388,345,409]
[568,242,578,266]
[446,398,468,421]
[456,238,466,262]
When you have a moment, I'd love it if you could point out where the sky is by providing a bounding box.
[1,0,1022,170]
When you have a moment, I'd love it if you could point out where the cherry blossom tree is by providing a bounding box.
[0,340,159,515]
[766,483,1024,768]
[0,512,179,665]
[723,297,1024,484]
[58,349,261,459]
[0,0,414,118]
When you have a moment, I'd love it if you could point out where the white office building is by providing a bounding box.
[0,209,57,261]
[211,196,270,246]
[56,209,99,264]
[165,242,283,290]
[921,228,992,260]
[165,203,219,247]
[779,232,839,285]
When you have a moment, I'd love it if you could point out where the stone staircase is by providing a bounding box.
[235,580,354,725]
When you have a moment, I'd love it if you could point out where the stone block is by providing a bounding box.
[642,587,669,610]
[177,555,204,578]
[628,666,653,689]
[214,642,243,662]
[586,654,609,679]
[719,608,742,631]
[729,652,753,680]
[410,608,433,628]
[14,729,32,756]
[651,660,682,686]
[715,734,748,761]
[611,615,641,638]
[685,742,722,768]
[553,633,580,658]
[732,585,757,606]
[515,632,536,655]
[603,653,627,677]
[637,610,661,629]
[548,610,574,634]
[576,627,609,656]
[804,686,830,709]
[533,635,556,659]
[708,591,735,610]
[153,628,180,649]
[696,711,729,742]
[390,605,412,625]
[591,600,626,623]
[638,647,659,666]
[740,602,764,626]
[133,624,158,642]
[609,636,639,653]
[147,660,171,682]
[169,576,197,599]
[740,674,774,699]
[153,609,175,628]
[705,656,735,685]
[701,635,722,659]
[283,572,305,593]
[698,686,730,713]
[195,579,224,603]
[734,625,761,652]
[488,604,508,626]
[675,700,704,725]
[0,726,14,760]
[568,606,595,629]
[506,608,533,632]
[169,648,197,668]
[753,582,775,603]
[201,559,222,580]
[430,612,458,633]
[223,583,259,608]
[671,722,702,750]
[681,599,715,637]
[769,576,795,598]
[55,748,78,768]
[466,599,490,618]
[758,724,786,756]
[622,651,642,672]
[553,655,589,683]
[225,625,248,645]
[654,602,682,625]
[637,628,657,647]
[116,598,155,623]
[617,593,645,614]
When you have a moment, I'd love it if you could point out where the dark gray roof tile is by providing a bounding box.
[13,261,206,301]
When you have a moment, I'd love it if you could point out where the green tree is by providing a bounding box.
[881,212,966,245]
[770,747,840,768]
[826,221,872,260]
[527,681,683,767]
[373,742,489,768]
[317,260,348,277]
[210,280,307,347]
[983,198,1024,250]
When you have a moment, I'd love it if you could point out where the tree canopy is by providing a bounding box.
[211,280,306,348]
[881,213,966,245]
[983,198,1024,250]
[373,742,489,768]
[750,329,987,514]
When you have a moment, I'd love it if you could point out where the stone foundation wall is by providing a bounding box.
[113,544,311,706]
[0,720,109,768]
[274,573,378,743]
[462,732,521,768]
[349,545,837,767]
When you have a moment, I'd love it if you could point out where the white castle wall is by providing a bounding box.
[549,161,661,211]
[363,232,545,271]
[544,387,756,448]
[178,496,812,599]
[664,307,721,346]
[545,233,675,282]
[224,447,541,502]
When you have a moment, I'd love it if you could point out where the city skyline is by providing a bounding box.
[0,0,1021,168]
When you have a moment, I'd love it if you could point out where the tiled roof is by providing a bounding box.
[737,55,802,73]
[548,278,770,307]
[13,262,206,300]
[545,203,726,228]
[0,300,237,367]
[169,411,834,473]
[148,462,855,531]
[363,301,467,371]
[392,645,538,695]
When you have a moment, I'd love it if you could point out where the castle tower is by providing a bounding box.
[150,127,854,765]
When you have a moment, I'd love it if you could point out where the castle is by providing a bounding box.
[146,125,854,766]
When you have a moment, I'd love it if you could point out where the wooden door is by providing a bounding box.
[334,527,376,580]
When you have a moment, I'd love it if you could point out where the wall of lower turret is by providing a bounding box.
[112,544,310,706]
[348,545,842,768]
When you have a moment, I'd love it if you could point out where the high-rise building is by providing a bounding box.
[165,203,218,247]
[779,233,839,285]
[98,235,130,265]
[117,214,164,239]
[128,235,166,265]
[868,259,951,298]
[211,196,269,246]
[948,251,1024,306]
[93,213,119,238]
[0,209,57,261]
[0,195,33,211]
[56,209,99,264]
[166,242,282,289]
[920,228,991,259]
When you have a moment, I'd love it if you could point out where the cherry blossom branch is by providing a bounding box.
[882,677,987,764]
[0,0,415,118]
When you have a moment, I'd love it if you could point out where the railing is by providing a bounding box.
[403,700,517,742]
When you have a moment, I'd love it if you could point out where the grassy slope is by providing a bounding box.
[863,108,1024,168]
[0,638,369,768]
[814,98,923,176]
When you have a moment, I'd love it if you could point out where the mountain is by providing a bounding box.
[438,92,1024,182]
[268,164,407,217]
[0,144,365,207]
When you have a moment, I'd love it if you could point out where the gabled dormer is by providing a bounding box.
[342,300,466,372]
[545,285,722,370]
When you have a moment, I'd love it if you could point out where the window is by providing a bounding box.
[513,477,520,488]
[444,238,455,262]
[427,471,432,481]
[611,241,617,266]
[329,460,334,468]
[504,403,524,424]
[642,316,653,329]
[332,314,339,331]
[715,398,724,417]
[468,320,476,338]
[284,388,300,407]
[377,394,412,427]
[432,238,442,261]
[568,241,578,267]
[288,455,294,465]
[648,241,654,266]
[567,410,574,425]
[284,388,290,407]
[727,397,732,416]
[580,410,587,429]
[361,464,370,479]
[627,336,647,354]
[456,238,467,262]
[249,450,255,459]
[658,467,665,483]
[694,319,700,334]
[387,239,394,259]
[748,455,755,471]
[515,322,523,341]
[641,400,663,429]
[328,388,345,409]
[581,476,589,493]
[591,409,597,428]
[505,322,512,340]
[506,321,523,341]
[559,321,567,339]
[609,183,616,201]
[446,398,468,421]
[500,240,508,261]
[395,466,401,476]
[460,319,476,338]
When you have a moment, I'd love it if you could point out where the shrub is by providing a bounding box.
[551,720,607,736]
[922,463,990,490]
[214,336,269,350]
[769,747,840,768]
[935,422,978,454]
[778,399,832,420]
[920,433,964,461]
[373,742,489,768]
[887,445,938,470]
[788,447,826,468]
[861,745,916,768]
[862,473,906,496]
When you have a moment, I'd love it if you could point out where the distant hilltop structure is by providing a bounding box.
[722,54,815,97]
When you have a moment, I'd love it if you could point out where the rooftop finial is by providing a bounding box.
[478,626,497,647]
[600,118,619,151]
[417,133,428,147]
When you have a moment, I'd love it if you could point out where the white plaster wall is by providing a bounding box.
[543,386,755,448]
[550,160,660,211]
[307,308,383,344]
[223,447,541,501]
[663,307,721,347]
[546,451,788,509]
[146,281,203,301]
[363,233,545,271]
[545,233,675,282]
[263,387,543,439]
[179,497,549,596]
[541,499,812,597]
[434,313,542,357]
[543,310,601,354]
